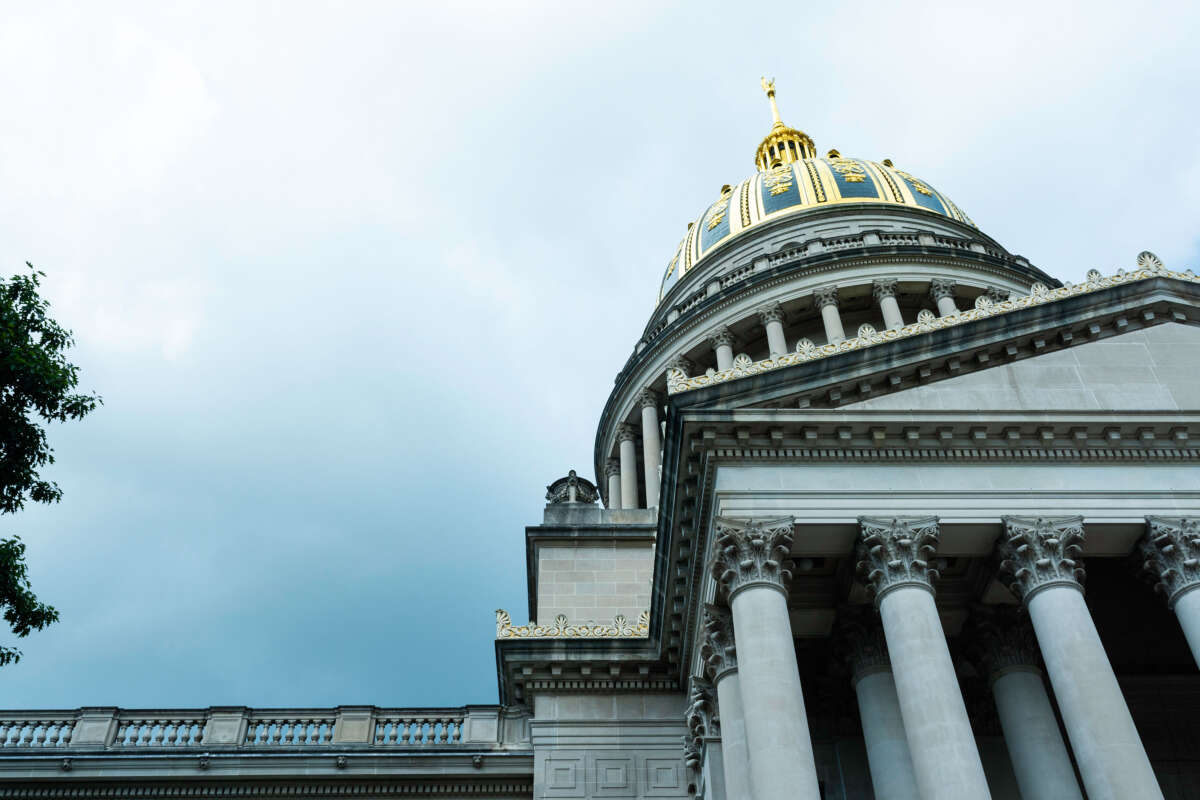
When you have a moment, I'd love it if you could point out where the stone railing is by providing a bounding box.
[0,706,528,751]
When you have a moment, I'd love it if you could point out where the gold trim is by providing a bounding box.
[495,609,651,639]
[667,260,1195,395]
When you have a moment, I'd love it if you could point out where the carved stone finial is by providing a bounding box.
[997,516,1086,603]
[639,389,660,410]
[700,604,737,681]
[545,470,599,505]
[813,285,839,309]
[668,355,694,379]
[757,302,784,325]
[1141,517,1200,608]
[872,278,898,301]
[616,422,638,443]
[966,605,1042,681]
[708,326,735,350]
[856,516,941,603]
[603,458,621,479]
[836,607,892,680]
[709,517,796,599]
[929,278,956,301]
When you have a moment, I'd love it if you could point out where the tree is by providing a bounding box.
[0,264,100,665]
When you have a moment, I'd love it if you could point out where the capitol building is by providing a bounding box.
[3,82,1200,800]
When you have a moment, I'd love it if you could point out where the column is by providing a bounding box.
[873,278,905,330]
[930,278,958,316]
[998,516,1163,800]
[639,390,661,509]
[709,327,735,371]
[814,286,845,344]
[685,676,725,800]
[856,517,991,800]
[971,607,1083,800]
[616,423,638,510]
[604,458,621,510]
[839,612,920,800]
[1141,516,1200,665]
[701,605,752,800]
[757,302,787,357]
[710,518,821,800]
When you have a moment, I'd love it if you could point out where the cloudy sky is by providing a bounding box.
[2,0,1198,709]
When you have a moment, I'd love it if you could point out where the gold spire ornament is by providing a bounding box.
[754,77,816,171]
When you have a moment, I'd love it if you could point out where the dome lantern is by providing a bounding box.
[755,78,816,170]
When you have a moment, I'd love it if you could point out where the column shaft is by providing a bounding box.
[606,472,621,510]
[1027,586,1163,800]
[880,588,991,800]
[730,586,821,800]
[715,344,733,371]
[819,303,845,344]
[640,402,661,509]
[935,295,958,316]
[991,668,1083,800]
[855,670,920,800]
[879,294,904,330]
[618,435,637,510]
[1175,587,1200,666]
[765,320,787,357]
[714,673,752,800]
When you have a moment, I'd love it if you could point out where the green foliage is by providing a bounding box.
[0,264,100,665]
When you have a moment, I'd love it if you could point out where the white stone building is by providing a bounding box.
[3,83,1200,800]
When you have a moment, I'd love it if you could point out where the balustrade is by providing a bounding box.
[244,715,334,746]
[113,715,205,747]
[0,718,74,747]
[373,712,465,745]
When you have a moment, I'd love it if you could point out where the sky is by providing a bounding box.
[2,0,1199,709]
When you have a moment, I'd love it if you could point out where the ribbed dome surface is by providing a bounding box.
[657,156,975,304]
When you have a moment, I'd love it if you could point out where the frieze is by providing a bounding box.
[667,256,1196,394]
[494,610,649,640]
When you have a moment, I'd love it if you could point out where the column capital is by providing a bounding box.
[813,285,839,309]
[668,355,693,379]
[685,676,719,748]
[638,388,660,410]
[967,605,1042,681]
[998,516,1086,604]
[710,516,796,599]
[603,457,621,478]
[700,604,738,681]
[872,278,898,301]
[616,422,638,443]
[756,302,784,325]
[1141,516,1200,608]
[985,286,1010,303]
[836,608,892,680]
[856,516,941,603]
[708,326,735,350]
[929,278,956,301]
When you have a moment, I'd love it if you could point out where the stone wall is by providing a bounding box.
[536,542,653,625]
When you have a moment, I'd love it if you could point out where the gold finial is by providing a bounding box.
[761,76,782,126]
[753,78,816,171]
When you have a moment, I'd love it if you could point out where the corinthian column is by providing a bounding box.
[603,458,621,510]
[856,517,991,800]
[639,390,661,509]
[710,518,820,800]
[929,279,958,316]
[998,516,1163,800]
[969,607,1083,800]
[839,611,920,800]
[684,676,723,800]
[873,278,904,330]
[813,286,845,344]
[1141,516,1200,665]
[616,423,638,510]
[701,605,752,800]
[757,302,787,357]
[709,327,735,372]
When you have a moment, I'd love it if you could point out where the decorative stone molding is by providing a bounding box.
[756,302,785,325]
[872,278,898,301]
[997,516,1086,603]
[603,458,621,479]
[638,388,659,410]
[708,326,735,350]
[684,676,719,767]
[836,608,892,680]
[929,278,956,301]
[667,259,1195,394]
[700,604,737,681]
[1141,516,1200,608]
[668,355,693,379]
[616,422,638,443]
[0,782,537,798]
[813,285,839,309]
[985,286,1010,303]
[544,470,598,505]
[709,516,796,599]
[494,610,649,639]
[856,516,941,602]
[967,605,1042,681]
